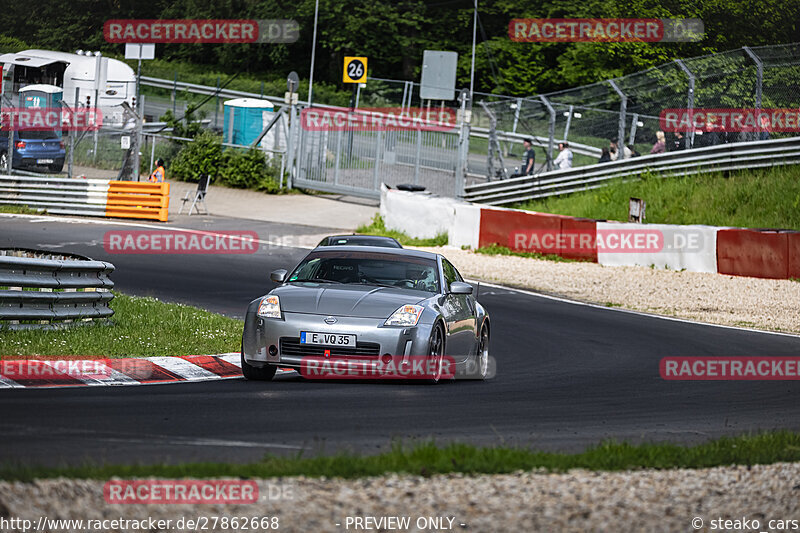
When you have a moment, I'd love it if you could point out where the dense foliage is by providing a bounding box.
[168,130,282,192]
[0,0,797,97]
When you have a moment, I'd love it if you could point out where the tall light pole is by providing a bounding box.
[307,0,320,106]
[469,0,478,105]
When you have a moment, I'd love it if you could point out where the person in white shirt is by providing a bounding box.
[609,138,632,160]
[553,142,573,169]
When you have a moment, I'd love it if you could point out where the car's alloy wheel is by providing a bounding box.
[240,344,277,381]
[427,323,445,383]
[0,152,7,169]
[477,324,489,380]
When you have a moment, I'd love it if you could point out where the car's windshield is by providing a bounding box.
[288,251,439,292]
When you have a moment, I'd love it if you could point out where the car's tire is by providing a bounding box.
[426,322,445,384]
[476,323,490,380]
[49,162,64,172]
[240,348,277,381]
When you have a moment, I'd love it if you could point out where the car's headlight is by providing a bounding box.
[384,304,423,326]
[257,295,281,319]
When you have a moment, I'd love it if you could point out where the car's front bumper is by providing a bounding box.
[243,309,433,368]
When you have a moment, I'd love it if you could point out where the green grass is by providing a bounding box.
[474,243,579,263]
[3,431,800,481]
[0,205,41,214]
[356,214,448,247]
[0,292,242,358]
[515,165,800,230]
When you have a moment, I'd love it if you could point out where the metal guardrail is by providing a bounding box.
[141,76,285,108]
[0,250,115,330]
[0,174,109,216]
[464,136,800,205]
[0,175,170,221]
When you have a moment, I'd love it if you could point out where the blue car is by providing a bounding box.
[0,130,66,173]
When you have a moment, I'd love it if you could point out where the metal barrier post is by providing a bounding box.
[333,128,343,186]
[628,113,639,146]
[743,46,764,139]
[675,59,695,150]
[373,129,382,191]
[2,95,14,174]
[539,95,556,171]
[564,104,574,140]
[608,80,627,159]
[413,126,422,185]
[512,98,522,133]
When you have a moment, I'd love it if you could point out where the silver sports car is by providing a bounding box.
[241,245,490,383]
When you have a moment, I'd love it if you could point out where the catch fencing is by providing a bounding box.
[0,249,114,330]
[464,136,800,205]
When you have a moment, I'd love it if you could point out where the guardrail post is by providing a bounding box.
[538,95,556,171]
[674,59,695,150]
[608,80,627,159]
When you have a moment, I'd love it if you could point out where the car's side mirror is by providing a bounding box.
[270,269,287,283]
[450,281,473,295]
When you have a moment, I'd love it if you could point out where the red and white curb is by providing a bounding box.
[0,353,294,389]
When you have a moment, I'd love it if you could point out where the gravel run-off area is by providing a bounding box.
[418,246,800,335]
[2,462,799,532]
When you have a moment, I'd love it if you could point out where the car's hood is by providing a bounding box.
[271,283,429,318]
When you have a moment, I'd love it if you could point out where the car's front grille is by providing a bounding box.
[279,337,381,358]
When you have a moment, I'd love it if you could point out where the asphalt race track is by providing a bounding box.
[2,215,800,466]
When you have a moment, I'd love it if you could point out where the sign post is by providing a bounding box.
[124,44,155,180]
[343,57,367,158]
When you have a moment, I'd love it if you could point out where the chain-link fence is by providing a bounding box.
[474,42,800,175]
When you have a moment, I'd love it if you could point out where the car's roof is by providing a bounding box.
[317,234,402,248]
[309,245,439,260]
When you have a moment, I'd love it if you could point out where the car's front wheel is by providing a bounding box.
[427,323,445,384]
[240,346,277,381]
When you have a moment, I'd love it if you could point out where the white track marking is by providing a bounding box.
[472,279,800,339]
[145,357,218,381]
[0,375,22,388]
[0,213,316,250]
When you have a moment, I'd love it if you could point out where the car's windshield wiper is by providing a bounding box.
[353,281,404,289]
[288,278,342,284]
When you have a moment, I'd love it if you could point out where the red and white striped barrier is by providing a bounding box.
[384,188,799,280]
[0,354,293,389]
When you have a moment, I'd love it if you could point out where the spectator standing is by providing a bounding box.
[650,131,666,154]
[553,142,573,169]
[511,138,536,178]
